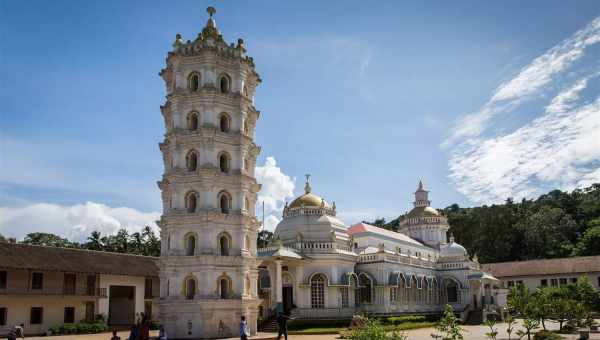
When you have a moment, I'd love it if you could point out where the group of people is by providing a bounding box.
[110,313,166,340]
[239,310,291,340]
[5,324,24,340]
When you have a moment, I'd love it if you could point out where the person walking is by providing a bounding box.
[127,324,139,340]
[276,312,290,340]
[158,325,168,340]
[110,329,121,340]
[239,315,249,340]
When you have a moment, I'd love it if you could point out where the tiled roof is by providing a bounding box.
[481,256,600,278]
[348,223,424,246]
[0,243,159,277]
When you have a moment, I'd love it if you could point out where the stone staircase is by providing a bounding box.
[258,316,278,332]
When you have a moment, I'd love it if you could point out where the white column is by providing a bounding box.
[275,260,283,305]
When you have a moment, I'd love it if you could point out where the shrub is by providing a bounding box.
[387,315,427,325]
[48,325,61,335]
[533,330,564,340]
[346,319,407,340]
[48,321,107,335]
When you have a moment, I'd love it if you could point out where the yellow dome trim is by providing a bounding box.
[288,193,326,208]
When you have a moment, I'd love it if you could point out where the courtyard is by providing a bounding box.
[21,320,600,340]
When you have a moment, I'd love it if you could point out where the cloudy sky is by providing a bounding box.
[1,1,599,240]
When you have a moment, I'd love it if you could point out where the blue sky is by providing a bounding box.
[1,1,599,239]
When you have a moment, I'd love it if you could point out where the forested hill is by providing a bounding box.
[366,183,600,264]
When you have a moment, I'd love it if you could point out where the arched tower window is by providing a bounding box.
[219,113,230,132]
[219,74,231,93]
[310,274,326,309]
[188,72,200,91]
[243,120,249,135]
[186,150,198,172]
[185,234,196,256]
[244,234,251,251]
[187,111,199,130]
[218,152,230,173]
[185,191,198,213]
[218,191,231,214]
[244,197,250,211]
[217,274,232,299]
[185,277,196,300]
[358,273,372,304]
[218,232,231,256]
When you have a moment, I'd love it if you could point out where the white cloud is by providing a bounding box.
[445,16,600,204]
[449,79,600,203]
[0,202,160,242]
[444,16,600,146]
[254,157,295,231]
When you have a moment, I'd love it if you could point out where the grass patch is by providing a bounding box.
[382,321,437,331]
[287,320,437,335]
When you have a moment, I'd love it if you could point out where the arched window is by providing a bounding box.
[186,150,198,172]
[185,191,198,213]
[185,277,196,300]
[219,113,230,132]
[358,273,372,304]
[185,234,196,256]
[446,280,458,303]
[188,72,200,91]
[310,274,326,309]
[219,233,231,256]
[218,191,231,214]
[187,111,199,130]
[243,120,249,135]
[219,152,230,173]
[219,74,231,93]
[244,197,250,211]
[219,276,231,299]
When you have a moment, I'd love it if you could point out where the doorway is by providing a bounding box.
[108,286,135,325]
[283,286,293,315]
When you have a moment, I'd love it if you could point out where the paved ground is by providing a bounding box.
[21,320,600,340]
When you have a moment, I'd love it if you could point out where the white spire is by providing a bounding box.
[413,179,430,208]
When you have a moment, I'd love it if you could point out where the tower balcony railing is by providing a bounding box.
[357,252,436,268]
[257,241,355,256]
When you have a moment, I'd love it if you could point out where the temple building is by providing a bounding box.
[156,8,506,338]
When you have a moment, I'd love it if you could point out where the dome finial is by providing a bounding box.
[418,179,424,190]
[207,6,216,17]
[304,174,312,194]
[449,233,455,243]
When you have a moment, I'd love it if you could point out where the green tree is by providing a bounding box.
[22,232,78,248]
[257,230,273,248]
[141,226,161,256]
[85,231,103,250]
[572,220,600,256]
[431,304,464,340]
[516,318,539,340]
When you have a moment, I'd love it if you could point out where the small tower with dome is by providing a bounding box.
[398,180,449,249]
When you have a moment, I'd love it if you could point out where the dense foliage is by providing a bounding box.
[0,226,161,257]
[367,184,600,263]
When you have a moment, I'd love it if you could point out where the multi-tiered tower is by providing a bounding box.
[157,7,261,338]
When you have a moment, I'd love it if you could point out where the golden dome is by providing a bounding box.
[287,175,331,209]
[406,206,440,218]
[289,192,326,208]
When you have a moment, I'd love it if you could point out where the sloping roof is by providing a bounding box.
[481,256,600,278]
[0,243,159,277]
[348,223,424,247]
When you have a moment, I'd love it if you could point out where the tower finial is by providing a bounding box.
[418,179,424,190]
[304,174,312,194]
[207,6,216,17]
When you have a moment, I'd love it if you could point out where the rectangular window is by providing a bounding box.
[559,278,567,285]
[31,272,43,290]
[145,278,153,298]
[64,307,75,323]
[340,287,349,308]
[30,307,43,324]
[540,279,548,287]
[390,287,398,303]
[87,275,96,296]
[64,273,76,294]
[0,271,6,289]
[516,280,523,286]
[551,278,558,287]
[507,281,514,288]
[0,308,7,326]
[570,277,577,284]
